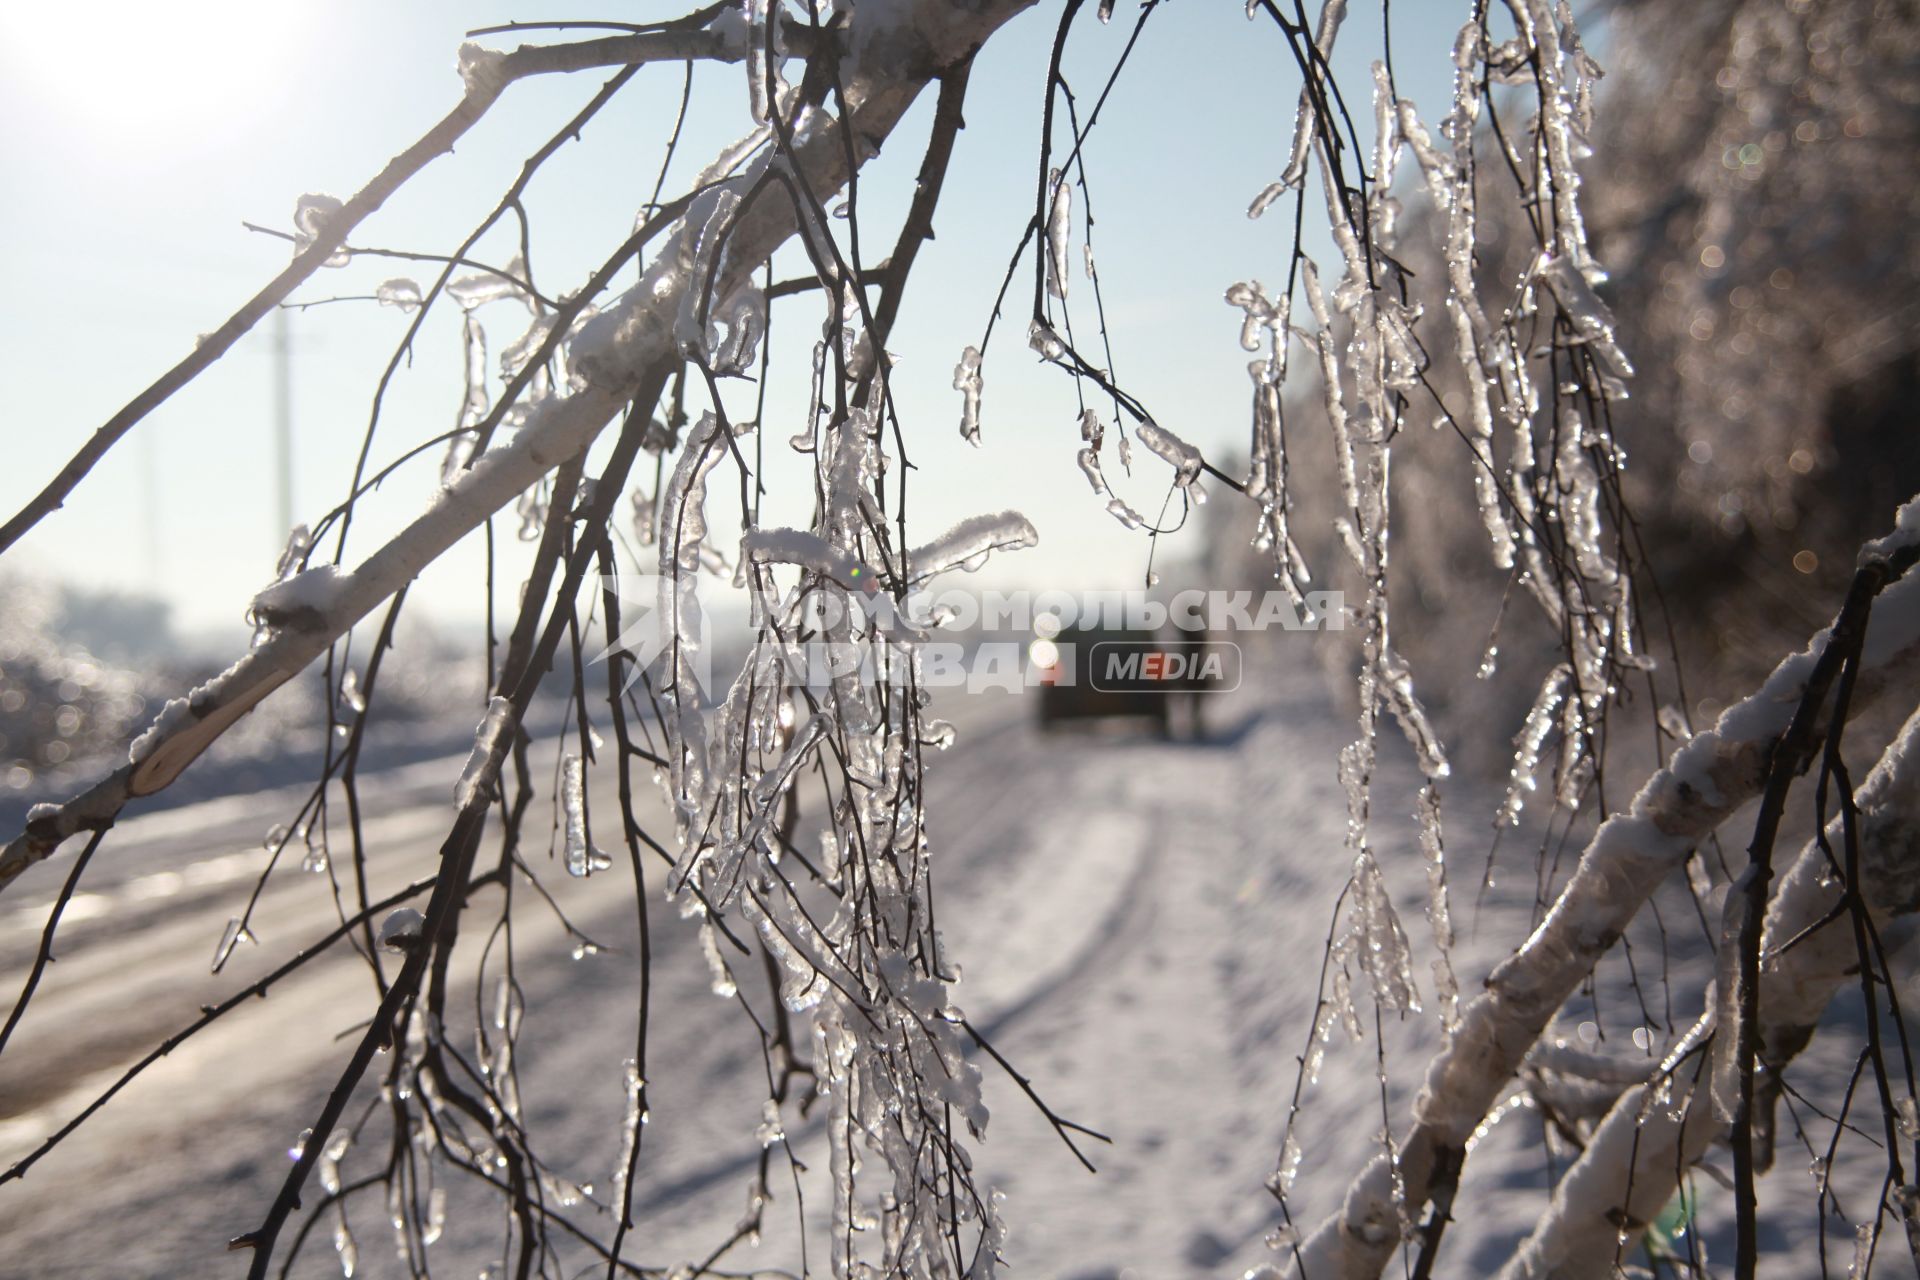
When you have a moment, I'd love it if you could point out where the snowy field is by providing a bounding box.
[0,665,1896,1279]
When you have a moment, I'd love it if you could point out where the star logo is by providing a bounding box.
[590,572,713,697]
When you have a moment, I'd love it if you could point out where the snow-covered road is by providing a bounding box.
[0,670,1881,1278]
[0,673,1354,1279]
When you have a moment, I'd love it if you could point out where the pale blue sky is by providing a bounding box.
[0,0,1473,649]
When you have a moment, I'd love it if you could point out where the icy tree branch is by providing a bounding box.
[1287,509,1920,1279]
[0,0,1037,896]
[1499,703,1920,1280]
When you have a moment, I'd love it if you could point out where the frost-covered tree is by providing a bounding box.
[1,2,1916,1278]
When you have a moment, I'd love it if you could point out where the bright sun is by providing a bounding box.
[3,0,302,151]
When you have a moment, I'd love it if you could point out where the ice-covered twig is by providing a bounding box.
[743,527,878,590]
[1134,419,1205,489]
[906,511,1039,583]
[1273,0,1351,194]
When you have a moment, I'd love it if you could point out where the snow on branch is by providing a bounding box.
[0,0,1040,896]
[907,511,1040,583]
[1283,508,1920,1279]
[1500,703,1920,1279]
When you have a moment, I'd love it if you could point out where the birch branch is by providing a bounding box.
[1498,702,1920,1280]
[1286,500,1920,1279]
[0,0,1036,896]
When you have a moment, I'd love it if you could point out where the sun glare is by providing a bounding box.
[4,1,301,152]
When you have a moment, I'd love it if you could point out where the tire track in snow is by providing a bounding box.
[591,707,1166,1224]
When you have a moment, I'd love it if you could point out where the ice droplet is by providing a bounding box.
[1027,321,1067,361]
[952,346,984,445]
[378,907,425,952]
[457,41,507,93]
[756,1098,786,1148]
[1304,1011,1331,1083]
[1416,786,1458,1024]
[455,696,514,809]
[1500,665,1570,826]
[318,1130,350,1194]
[492,974,522,1034]
[539,1173,586,1207]
[292,193,351,268]
[1351,851,1421,1013]
[1248,181,1289,220]
[699,920,737,998]
[331,1211,358,1278]
[422,1187,447,1245]
[1077,447,1109,496]
[1134,419,1205,488]
[374,278,422,313]
[339,669,366,714]
[211,917,257,972]
[1045,169,1072,301]
[611,1059,646,1208]
[1271,1131,1303,1197]
[907,512,1038,582]
[1847,1222,1873,1278]
[1535,252,1635,382]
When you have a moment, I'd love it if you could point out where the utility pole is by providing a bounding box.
[141,428,161,584]
[273,307,293,540]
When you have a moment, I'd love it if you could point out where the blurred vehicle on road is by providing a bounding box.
[1028,623,1233,739]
